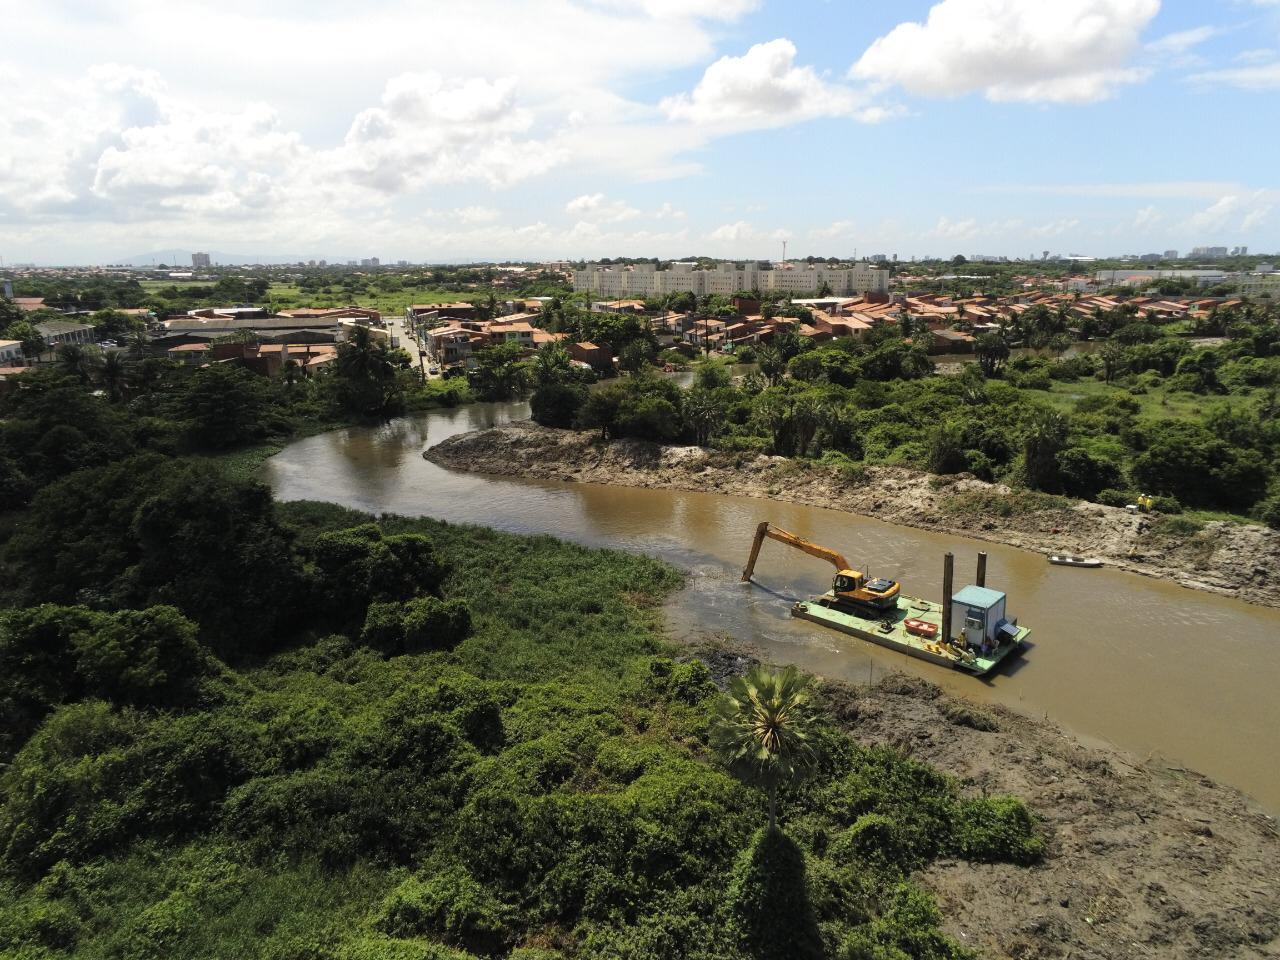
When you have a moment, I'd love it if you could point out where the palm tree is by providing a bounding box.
[127,329,152,359]
[755,344,785,386]
[98,351,128,402]
[533,341,572,387]
[57,344,101,384]
[711,665,820,832]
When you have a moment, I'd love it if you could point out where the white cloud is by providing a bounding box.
[926,216,980,240]
[810,219,857,240]
[1235,49,1277,64]
[654,202,687,219]
[707,220,790,243]
[988,181,1238,199]
[1145,26,1218,56]
[1190,61,1280,89]
[453,206,501,223]
[851,0,1159,103]
[1184,195,1244,232]
[1132,205,1162,230]
[336,72,564,191]
[583,0,759,20]
[1242,205,1273,231]
[1177,191,1278,234]
[1029,217,1080,237]
[565,193,641,222]
[661,39,877,131]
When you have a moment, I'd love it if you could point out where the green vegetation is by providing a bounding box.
[15,265,573,319]
[0,356,1045,958]
[533,309,1280,524]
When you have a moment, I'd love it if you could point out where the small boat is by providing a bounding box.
[903,617,939,639]
[1048,554,1102,568]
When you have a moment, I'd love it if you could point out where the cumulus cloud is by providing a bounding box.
[337,72,564,191]
[851,0,1159,103]
[662,39,876,130]
[1181,191,1278,233]
[565,193,641,222]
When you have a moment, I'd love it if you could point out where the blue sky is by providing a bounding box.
[1,0,1277,264]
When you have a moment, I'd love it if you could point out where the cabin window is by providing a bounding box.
[834,575,855,592]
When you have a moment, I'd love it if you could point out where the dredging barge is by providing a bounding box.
[742,521,1031,676]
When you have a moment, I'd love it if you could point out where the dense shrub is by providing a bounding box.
[361,597,472,655]
[0,605,215,760]
[1254,497,1280,529]
[950,796,1044,864]
[530,382,587,428]
[378,867,514,954]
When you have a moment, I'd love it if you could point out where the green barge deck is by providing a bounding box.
[791,593,1030,676]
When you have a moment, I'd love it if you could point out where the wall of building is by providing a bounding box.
[573,261,889,299]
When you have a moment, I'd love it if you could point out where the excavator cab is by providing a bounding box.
[833,569,900,611]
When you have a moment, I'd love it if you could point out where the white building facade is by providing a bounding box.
[573,261,889,299]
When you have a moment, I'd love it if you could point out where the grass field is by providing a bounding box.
[1040,377,1221,421]
[140,279,492,316]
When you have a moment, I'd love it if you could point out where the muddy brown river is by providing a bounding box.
[265,402,1280,811]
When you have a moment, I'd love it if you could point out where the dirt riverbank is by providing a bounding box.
[695,646,1280,959]
[426,421,1280,610]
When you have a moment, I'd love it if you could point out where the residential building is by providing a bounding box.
[1190,246,1229,257]
[166,342,212,364]
[1163,250,1179,260]
[567,341,612,372]
[426,326,482,367]
[192,252,212,268]
[486,319,537,348]
[0,339,23,365]
[1094,269,1227,288]
[336,320,391,345]
[34,319,95,347]
[572,260,889,299]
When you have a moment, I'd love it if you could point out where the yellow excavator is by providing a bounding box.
[741,521,901,612]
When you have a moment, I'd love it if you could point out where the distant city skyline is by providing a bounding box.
[1,0,1278,265]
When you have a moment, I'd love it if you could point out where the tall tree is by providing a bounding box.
[56,344,101,384]
[98,351,129,403]
[710,664,819,832]
[334,325,401,415]
[974,332,1010,377]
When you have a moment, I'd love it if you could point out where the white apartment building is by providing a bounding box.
[573,261,889,299]
[1237,273,1280,297]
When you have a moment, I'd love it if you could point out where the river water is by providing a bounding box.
[264,402,1280,811]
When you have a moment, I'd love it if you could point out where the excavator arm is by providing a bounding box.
[741,521,851,582]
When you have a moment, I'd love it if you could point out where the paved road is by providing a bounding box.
[384,309,437,380]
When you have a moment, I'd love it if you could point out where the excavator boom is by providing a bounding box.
[741,521,851,582]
